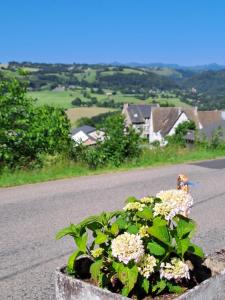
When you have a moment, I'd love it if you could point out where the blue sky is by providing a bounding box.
[1,0,225,65]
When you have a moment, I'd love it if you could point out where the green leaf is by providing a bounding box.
[148,225,171,246]
[137,207,153,220]
[55,224,78,240]
[78,215,102,228]
[152,280,167,295]
[188,243,204,258]
[87,221,102,231]
[122,286,130,297]
[176,217,196,239]
[74,232,88,252]
[99,211,122,226]
[95,231,108,244]
[115,263,138,296]
[90,259,103,282]
[147,241,166,256]
[116,217,128,229]
[111,222,119,235]
[153,216,167,227]
[142,278,150,294]
[67,250,82,274]
[118,264,138,296]
[176,238,191,258]
[112,261,122,273]
[125,196,138,204]
[127,225,139,234]
[167,282,185,294]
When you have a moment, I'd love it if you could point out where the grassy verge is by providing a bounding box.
[1,147,225,188]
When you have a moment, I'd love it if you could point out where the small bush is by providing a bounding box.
[82,114,141,168]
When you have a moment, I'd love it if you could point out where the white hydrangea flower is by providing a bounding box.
[123,202,145,212]
[160,258,190,280]
[139,226,149,238]
[111,232,144,264]
[140,196,154,204]
[153,201,180,221]
[154,189,193,220]
[138,254,157,278]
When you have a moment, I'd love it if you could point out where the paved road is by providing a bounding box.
[1,159,225,300]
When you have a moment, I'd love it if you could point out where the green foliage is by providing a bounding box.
[56,191,204,298]
[0,79,71,170]
[80,114,141,168]
[167,120,196,145]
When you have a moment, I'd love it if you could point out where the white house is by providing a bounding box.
[123,103,225,145]
[122,103,159,138]
[149,107,198,145]
[149,107,225,145]
[71,125,104,146]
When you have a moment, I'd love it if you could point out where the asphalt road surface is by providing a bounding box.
[1,159,225,300]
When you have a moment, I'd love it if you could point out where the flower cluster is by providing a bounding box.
[140,196,154,204]
[154,189,193,220]
[138,254,157,278]
[123,202,145,212]
[139,225,149,238]
[160,258,190,280]
[58,180,204,299]
[91,247,104,258]
[111,232,144,264]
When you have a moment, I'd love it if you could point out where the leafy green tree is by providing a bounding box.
[84,115,141,168]
[167,121,196,145]
[71,97,82,106]
[0,79,71,169]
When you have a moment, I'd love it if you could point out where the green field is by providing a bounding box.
[74,69,97,82]
[150,68,182,78]
[29,89,188,109]
[66,107,117,126]
[100,68,145,76]
[29,90,80,108]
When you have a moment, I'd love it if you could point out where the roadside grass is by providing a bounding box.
[1,147,225,187]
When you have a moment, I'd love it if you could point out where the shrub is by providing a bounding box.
[83,114,141,168]
[57,189,204,298]
[71,97,82,106]
[0,79,71,170]
[167,121,196,146]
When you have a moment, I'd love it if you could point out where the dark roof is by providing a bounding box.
[152,108,181,136]
[71,125,96,136]
[152,107,201,137]
[185,120,225,141]
[198,110,223,128]
[201,120,225,139]
[127,104,158,124]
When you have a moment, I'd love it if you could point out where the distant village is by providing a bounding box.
[71,103,225,146]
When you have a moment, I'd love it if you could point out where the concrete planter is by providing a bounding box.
[55,251,225,300]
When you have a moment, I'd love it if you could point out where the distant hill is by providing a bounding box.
[1,61,225,109]
[109,62,225,72]
[180,69,225,109]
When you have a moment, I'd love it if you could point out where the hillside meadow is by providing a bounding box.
[66,107,117,126]
[29,89,188,108]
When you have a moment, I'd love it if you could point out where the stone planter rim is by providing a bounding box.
[56,252,225,300]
